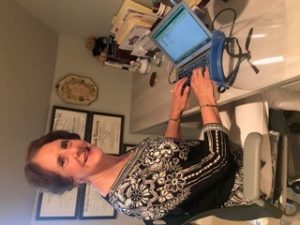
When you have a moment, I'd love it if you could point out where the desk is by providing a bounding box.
[130,0,300,136]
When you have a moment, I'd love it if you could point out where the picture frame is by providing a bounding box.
[89,112,124,155]
[79,184,116,219]
[50,106,89,139]
[122,143,136,154]
[36,187,80,220]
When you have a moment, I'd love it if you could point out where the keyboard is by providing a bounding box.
[177,54,210,80]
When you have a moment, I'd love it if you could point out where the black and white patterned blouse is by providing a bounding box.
[106,124,239,221]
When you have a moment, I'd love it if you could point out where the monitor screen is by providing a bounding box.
[151,3,212,65]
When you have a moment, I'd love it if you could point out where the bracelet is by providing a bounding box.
[200,104,217,110]
[169,117,180,122]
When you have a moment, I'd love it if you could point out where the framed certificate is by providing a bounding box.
[79,184,116,219]
[89,112,124,155]
[36,187,80,219]
[50,106,89,139]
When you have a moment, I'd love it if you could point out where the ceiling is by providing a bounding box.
[14,0,129,39]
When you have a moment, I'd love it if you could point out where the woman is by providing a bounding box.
[24,67,249,225]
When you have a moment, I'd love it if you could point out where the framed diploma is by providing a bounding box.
[89,112,124,155]
[79,184,116,219]
[50,106,89,139]
[36,187,80,219]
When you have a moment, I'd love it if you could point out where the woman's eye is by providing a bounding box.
[58,157,65,167]
[61,140,69,149]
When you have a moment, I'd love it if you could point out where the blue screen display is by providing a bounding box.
[152,6,211,64]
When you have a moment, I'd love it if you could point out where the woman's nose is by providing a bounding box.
[63,142,85,158]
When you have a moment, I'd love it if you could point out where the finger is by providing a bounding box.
[182,86,190,102]
[191,68,203,84]
[203,67,210,79]
[199,67,205,75]
[193,67,202,76]
[183,85,190,96]
[174,78,186,91]
[191,68,200,83]
[175,78,188,94]
[178,77,187,88]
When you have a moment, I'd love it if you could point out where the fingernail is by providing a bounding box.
[201,68,205,75]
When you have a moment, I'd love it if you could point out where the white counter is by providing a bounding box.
[130,0,300,135]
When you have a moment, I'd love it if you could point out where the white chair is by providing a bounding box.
[180,131,285,225]
[183,110,300,224]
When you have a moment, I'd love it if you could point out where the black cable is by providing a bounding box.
[211,7,259,91]
[211,8,237,38]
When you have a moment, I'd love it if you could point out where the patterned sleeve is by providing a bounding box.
[184,123,233,187]
[200,123,229,139]
[185,124,232,189]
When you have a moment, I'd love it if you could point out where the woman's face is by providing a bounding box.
[32,139,103,183]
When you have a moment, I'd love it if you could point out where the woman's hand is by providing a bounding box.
[169,77,190,120]
[191,67,216,106]
[191,67,221,125]
[165,77,190,138]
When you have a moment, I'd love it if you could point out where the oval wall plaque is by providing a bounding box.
[56,74,98,105]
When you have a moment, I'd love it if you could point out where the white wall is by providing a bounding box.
[47,35,149,143]
[30,36,149,225]
[0,0,59,225]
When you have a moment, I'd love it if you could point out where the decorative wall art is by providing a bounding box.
[55,74,98,106]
